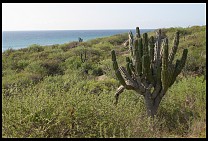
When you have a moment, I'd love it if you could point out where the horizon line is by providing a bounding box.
[2,28,156,32]
[2,24,206,32]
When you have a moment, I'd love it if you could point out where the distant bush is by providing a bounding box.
[92,41,113,52]
[51,44,59,49]
[104,33,128,45]
[28,44,44,52]
[59,41,79,52]
[3,48,15,56]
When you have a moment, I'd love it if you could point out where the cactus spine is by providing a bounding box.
[111,27,188,117]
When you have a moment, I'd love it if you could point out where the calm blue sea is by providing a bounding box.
[2,29,154,52]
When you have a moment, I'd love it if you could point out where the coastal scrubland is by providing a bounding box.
[2,25,206,138]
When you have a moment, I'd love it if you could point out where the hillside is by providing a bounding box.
[2,25,206,138]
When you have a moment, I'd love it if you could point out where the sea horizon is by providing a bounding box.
[2,29,155,52]
[2,28,155,32]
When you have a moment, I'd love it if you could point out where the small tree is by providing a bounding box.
[111,27,188,117]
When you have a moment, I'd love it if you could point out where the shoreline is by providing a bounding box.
[2,29,155,52]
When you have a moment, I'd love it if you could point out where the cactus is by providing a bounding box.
[111,27,188,117]
[80,49,87,63]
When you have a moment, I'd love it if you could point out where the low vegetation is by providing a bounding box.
[2,25,206,138]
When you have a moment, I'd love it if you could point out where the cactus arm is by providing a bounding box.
[175,49,188,76]
[126,62,132,76]
[129,31,134,45]
[142,55,149,78]
[142,33,149,76]
[161,38,169,92]
[154,30,163,81]
[155,29,162,62]
[149,36,155,84]
[126,57,132,76]
[169,49,188,87]
[129,31,134,59]
[111,50,127,87]
[133,38,138,62]
[136,27,141,38]
[114,85,125,105]
[137,38,143,76]
[119,66,138,89]
[168,31,179,64]
[134,39,140,76]
[153,29,163,91]
[126,55,135,75]
[167,64,175,87]
[169,59,180,87]
[119,66,146,93]
[143,33,149,56]
[142,33,154,83]
[155,45,162,83]
[149,36,155,63]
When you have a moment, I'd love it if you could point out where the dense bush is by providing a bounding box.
[59,41,79,51]
[28,44,44,52]
[41,59,64,76]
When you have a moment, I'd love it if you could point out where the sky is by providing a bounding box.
[2,3,206,31]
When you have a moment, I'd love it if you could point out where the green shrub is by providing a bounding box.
[101,33,128,45]
[41,59,64,76]
[25,61,47,76]
[59,41,79,51]
[93,42,113,52]
[82,78,118,95]
[3,48,15,56]
[16,60,30,71]
[28,44,44,52]
[64,56,82,70]
[92,67,103,76]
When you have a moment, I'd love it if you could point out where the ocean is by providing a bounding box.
[2,29,154,52]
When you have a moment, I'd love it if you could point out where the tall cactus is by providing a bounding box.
[111,27,188,117]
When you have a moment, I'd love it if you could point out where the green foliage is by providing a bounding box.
[92,41,113,52]
[59,41,79,52]
[16,60,30,71]
[92,67,104,76]
[25,61,48,77]
[158,76,206,136]
[41,59,64,76]
[28,44,44,52]
[2,25,206,138]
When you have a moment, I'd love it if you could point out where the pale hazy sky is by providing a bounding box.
[2,3,206,31]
